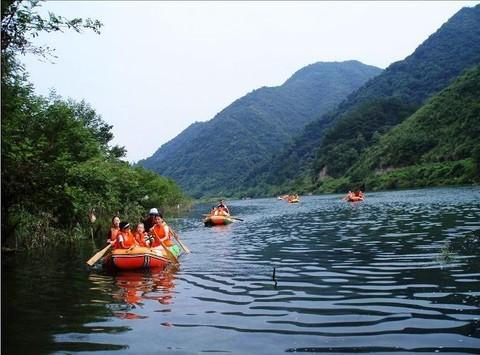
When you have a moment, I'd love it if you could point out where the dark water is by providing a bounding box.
[3,187,480,354]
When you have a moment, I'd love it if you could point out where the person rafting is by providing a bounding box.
[217,200,230,215]
[344,189,364,201]
[108,216,121,243]
[143,207,161,231]
[148,215,181,256]
[133,223,149,247]
[115,222,137,249]
[354,190,364,198]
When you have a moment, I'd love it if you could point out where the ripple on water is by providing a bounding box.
[7,187,478,354]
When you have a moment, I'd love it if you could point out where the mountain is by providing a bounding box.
[139,61,381,197]
[345,65,480,190]
[243,4,480,195]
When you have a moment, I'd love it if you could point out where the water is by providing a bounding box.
[3,187,480,354]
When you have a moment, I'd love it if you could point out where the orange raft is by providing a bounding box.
[345,191,365,202]
[204,214,234,227]
[103,246,171,270]
[347,195,364,202]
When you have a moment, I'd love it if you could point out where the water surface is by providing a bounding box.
[3,187,480,354]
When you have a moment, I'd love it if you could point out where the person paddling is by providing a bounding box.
[217,200,230,215]
[143,207,161,231]
[149,215,181,257]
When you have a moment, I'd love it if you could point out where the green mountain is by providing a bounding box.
[344,65,480,191]
[139,61,381,197]
[242,4,480,195]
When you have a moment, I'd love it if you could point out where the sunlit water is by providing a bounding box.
[3,187,480,354]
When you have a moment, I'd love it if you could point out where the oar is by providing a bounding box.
[162,218,191,254]
[158,239,179,265]
[86,243,113,266]
[170,229,191,254]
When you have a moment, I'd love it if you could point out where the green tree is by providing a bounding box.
[1,1,188,248]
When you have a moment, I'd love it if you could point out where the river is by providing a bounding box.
[3,187,480,354]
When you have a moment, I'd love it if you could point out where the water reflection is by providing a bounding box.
[3,187,480,354]
[88,269,177,320]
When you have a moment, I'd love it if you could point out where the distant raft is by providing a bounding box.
[204,214,234,227]
[344,191,365,202]
[346,196,364,202]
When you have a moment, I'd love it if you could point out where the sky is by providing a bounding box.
[22,1,478,162]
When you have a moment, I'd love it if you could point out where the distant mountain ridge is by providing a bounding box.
[345,65,480,190]
[239,4,480,196]
[139,60,381,197]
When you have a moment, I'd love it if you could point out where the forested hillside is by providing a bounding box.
[240,4,480,196]
[342,65,480,191]
[139,61,381,198]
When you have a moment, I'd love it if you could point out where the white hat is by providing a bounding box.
[149,208,159,215]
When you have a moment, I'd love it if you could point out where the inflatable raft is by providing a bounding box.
[347,196,364,202]
[104,246,179,270]
[204,214,234,227]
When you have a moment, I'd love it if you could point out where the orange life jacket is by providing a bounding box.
[109,227,120,241]
[134,231,148,247]
[150,224,173,247]
[115,230,136,249]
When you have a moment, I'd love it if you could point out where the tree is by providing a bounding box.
[2,0,101,57]
[1,1,188,248]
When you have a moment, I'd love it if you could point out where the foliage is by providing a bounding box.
[1,0,102,60]
[1,1,188,249]
[311,97,417,178]
[363,160,475,191]
[344,65,480,190]
[249,4,480,195]
[314,176,352,194]
[139,61,381,198]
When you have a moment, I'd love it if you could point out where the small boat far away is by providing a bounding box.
[203,214,234,227]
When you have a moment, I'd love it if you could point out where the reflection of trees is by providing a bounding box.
[2,249,128,354]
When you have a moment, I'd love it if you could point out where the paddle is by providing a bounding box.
[86,242,113,266]
[150,224,180,264]
[158,239,179,265]
[170,229,191,254]
[161,218,191,254]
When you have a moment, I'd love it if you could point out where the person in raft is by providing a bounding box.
[115,222,137,249]
[107,216,121,243]
[133,223,149,247]
[216,200,230,215]
[143,207,161,232]
[148,214,181,257]
[354,190,364,198]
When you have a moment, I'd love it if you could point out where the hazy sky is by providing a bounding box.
[22,1,478,162]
